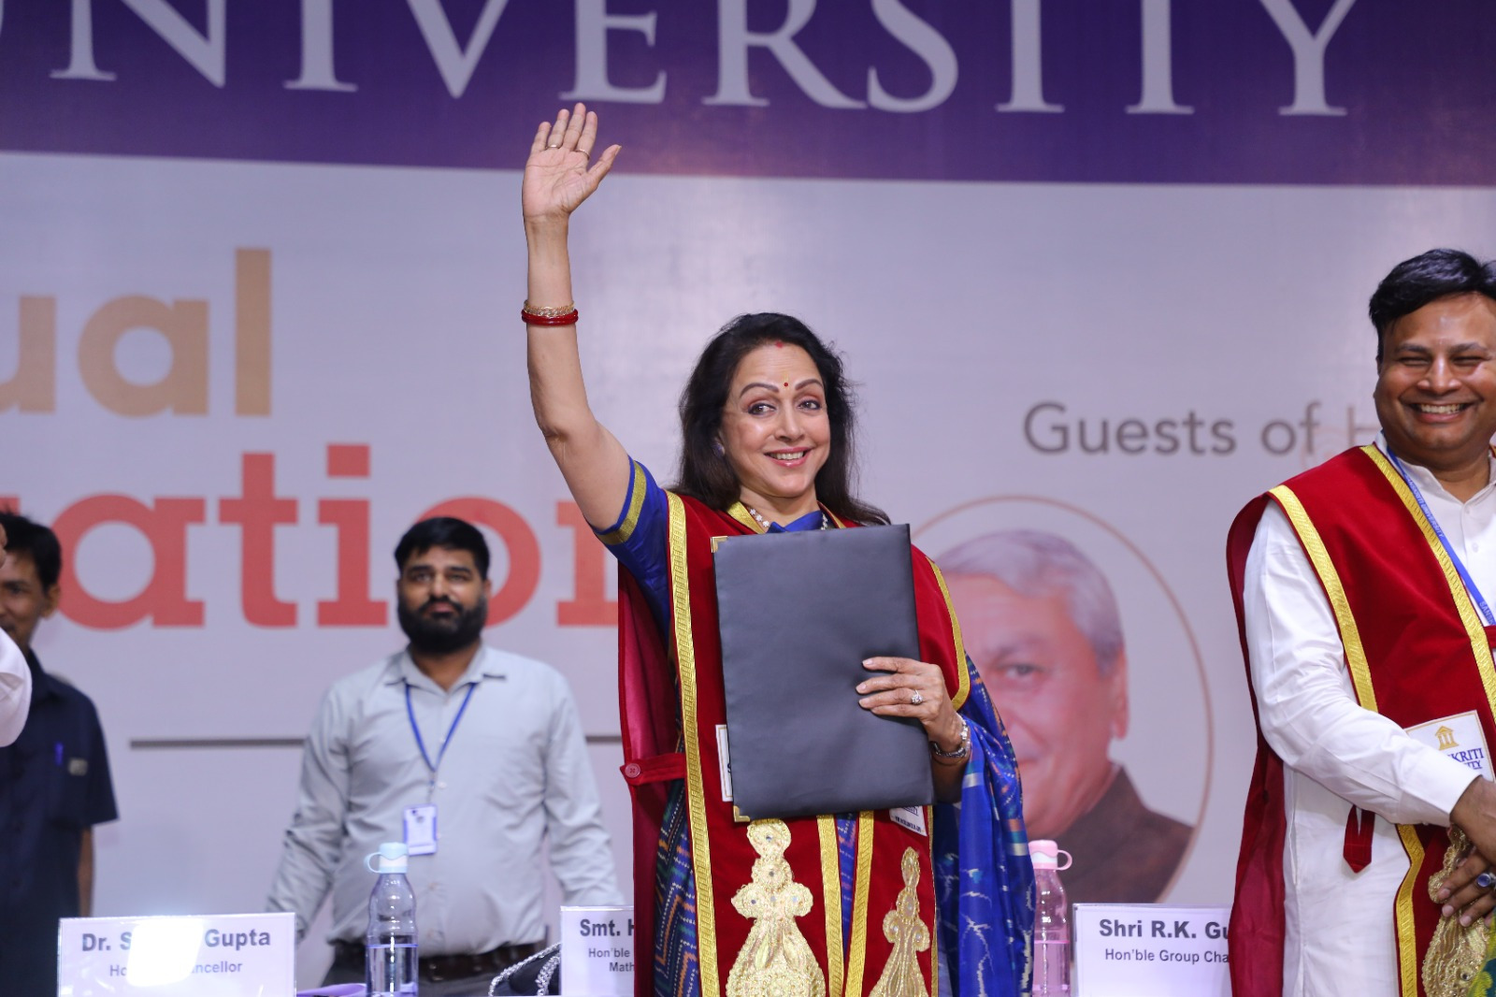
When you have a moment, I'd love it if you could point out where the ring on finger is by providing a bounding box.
[1477,872,1496,890]
[910,690,924,706]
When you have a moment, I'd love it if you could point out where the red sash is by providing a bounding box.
[1227,446,1496,997]
[619,494,969,997]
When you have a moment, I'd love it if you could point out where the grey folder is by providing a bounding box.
[713,523,935,819]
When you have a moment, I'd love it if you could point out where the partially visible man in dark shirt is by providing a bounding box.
[0,511,117,997]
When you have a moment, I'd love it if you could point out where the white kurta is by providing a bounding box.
[1242,436,1496,996]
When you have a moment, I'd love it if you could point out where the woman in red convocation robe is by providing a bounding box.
[519,105,1033,997]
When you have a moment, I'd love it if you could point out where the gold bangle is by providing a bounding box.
[522,301,577,319]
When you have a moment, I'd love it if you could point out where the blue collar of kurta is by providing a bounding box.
[762,509,826,533]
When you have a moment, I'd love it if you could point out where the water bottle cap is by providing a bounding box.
[1028,839,1072,871]
[366,841,409,874]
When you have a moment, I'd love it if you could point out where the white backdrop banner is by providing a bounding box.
[4,2,1495,985]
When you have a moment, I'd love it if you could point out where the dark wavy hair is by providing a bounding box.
[0,509,62,590]
[1369,248,1496,363]
[394,517,491,579]
[673,313,888,525]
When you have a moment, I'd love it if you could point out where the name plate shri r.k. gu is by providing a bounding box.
[1073,903,1230,997]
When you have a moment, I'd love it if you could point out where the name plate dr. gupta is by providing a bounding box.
[58,911,294,996]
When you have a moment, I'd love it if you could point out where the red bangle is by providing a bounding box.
[522,304,579,326]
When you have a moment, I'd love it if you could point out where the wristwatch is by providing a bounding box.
[930,716,970,762]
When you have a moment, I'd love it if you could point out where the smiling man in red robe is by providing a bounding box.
[1229,248,1496,997]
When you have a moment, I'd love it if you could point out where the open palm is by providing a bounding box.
[522,104,620,224]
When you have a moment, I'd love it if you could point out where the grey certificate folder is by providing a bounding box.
[713,523,935,819]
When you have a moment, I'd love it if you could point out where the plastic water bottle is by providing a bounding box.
[1029,839,1071,996]
[365,842,419,996]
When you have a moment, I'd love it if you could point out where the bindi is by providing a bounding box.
[774,340,783,348]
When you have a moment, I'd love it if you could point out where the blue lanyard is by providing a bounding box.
[405,680,478,784]
[1386,448,1496,627]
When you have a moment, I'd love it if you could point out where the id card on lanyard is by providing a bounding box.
[403,681,477,856]
[1387,448,1496,630]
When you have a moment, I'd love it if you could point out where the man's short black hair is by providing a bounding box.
[0,510,62,591]
[394,517,490,580]
[1369,248,1496,362]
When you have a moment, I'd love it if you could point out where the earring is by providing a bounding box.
[712,440,725,456]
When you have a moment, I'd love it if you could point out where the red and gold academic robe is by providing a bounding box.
[1227,445,1496,997]
[619,494,971,997]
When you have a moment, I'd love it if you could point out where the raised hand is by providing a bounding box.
[522,104,621,226]
[522,103,633,535]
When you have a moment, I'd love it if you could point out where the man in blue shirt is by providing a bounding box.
[0,511,118,997]
[267,516,619,996]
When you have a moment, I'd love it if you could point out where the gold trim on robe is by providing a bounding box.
[598,461,649,546]
[666,492,723,995]
[817,816,846,997]
[845,810,877,996]
[726,501,762,534]
[1269,484,1378,709]
[928,559,970,709]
